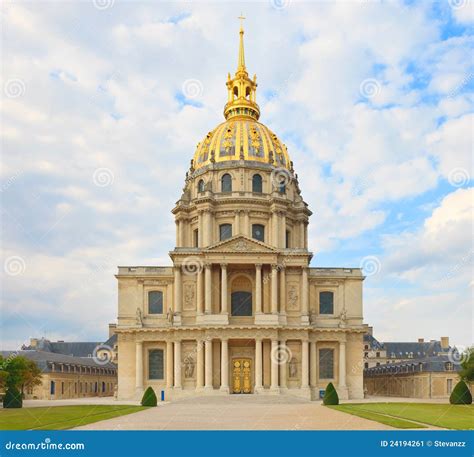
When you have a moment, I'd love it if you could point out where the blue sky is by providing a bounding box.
[1,0,472,349]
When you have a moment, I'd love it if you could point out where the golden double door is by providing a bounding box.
[232,358,252,394]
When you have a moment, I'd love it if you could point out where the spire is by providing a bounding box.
[223,17,260,121]
[237,14,246,72]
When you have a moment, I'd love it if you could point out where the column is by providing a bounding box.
[178,219,184,247]
[280,213,286,248]
[339,340,347,388]
[174,266,182,314]
[271,265,278,314]
[234,211,240,236]
[255,264,262,314]
[221,263,228,314]
[299,221,305,249]
[196,340,204,389]
[196,268,204,314]
[175,220,180,246]
[279,340,287,389]
[301,340,309,389]
[204,263,212,314]
[270,340,279,390]
[198,211,203,247]
[135,341,143,392]
[301,267,309,317]
[204,210,213,246]
[304,222,308,249]
[279,266,286,315]
[310,341,317,388]
[174,340,182,388]
[204,339,213,390]
[244,210,250,237]
[166,341,173,388]
[220,339,229,391]
[271,212,278,247]
[255,339,263,390]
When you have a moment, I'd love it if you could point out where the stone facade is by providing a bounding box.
[115,25,366,401]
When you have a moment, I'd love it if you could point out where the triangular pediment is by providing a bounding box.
[205,235,277,253]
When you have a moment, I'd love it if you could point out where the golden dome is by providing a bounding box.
[191,20,291,171]
[193,119,290,170]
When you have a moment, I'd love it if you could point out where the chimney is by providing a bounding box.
[440,337,449,349]
[30,338,39,348]
[367,326,373,336]
[108,323,117,338]
[418,338,424,343]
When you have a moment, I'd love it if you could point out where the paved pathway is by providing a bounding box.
[75,395,394,430]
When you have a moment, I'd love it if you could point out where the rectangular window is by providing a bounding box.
[252,224,265,242]
[148,291,163,314]
[319,291,334,314]
[50,381,55,395]
[447,379,453,394]
[285,230,290,248]
[319,348,334,379]
[194,229,199,247]
[219,224,232,241]
[149,349,164,380]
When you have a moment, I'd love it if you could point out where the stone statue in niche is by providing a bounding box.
[135,307,143,326]
[167,307,174,325]
[184,356,195,378]
[287,286,299,310]
[289,357,298,378]
[184,283,195,310]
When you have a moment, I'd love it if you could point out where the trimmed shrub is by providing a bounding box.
[3,387,22,408]
[323,382,339,405]
[141,386,157,407]
[449,380,472,405]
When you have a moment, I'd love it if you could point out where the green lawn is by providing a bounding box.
[329,403,474,430]
[0,405,148,430]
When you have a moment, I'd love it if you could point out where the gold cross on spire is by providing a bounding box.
[238,14,245,31]
[237,14,246,71]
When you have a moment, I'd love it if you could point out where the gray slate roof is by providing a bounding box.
[103,333,117,348]
[364,355,461,375]
[0,350,117,372]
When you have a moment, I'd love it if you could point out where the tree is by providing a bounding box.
[1,356,42,399]
[323,382,339,405]
[458,347,474,382]
[141,387,157,407]
[449,380,472,405]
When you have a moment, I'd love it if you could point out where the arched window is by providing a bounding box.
[252,224,264,242]
[252,174,263,193]
[221,173,232,192]
[148,291,163,314]
[197,179,205,193]
[319,291,334,314]
[219,223,232,241]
